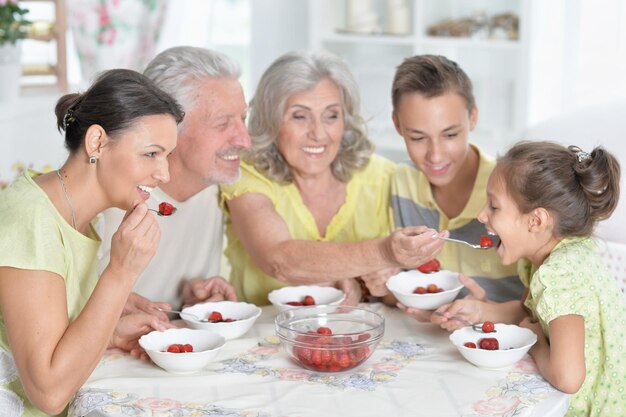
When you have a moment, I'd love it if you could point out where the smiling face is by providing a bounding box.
[175,77,250,185]
[393,91,477,189]
[276,79,345,180]
[98,114,178,209]
[477,169,533,266]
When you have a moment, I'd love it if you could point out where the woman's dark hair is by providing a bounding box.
[392,54,475,113]
[497,141,621,237]
[54,69,185,152]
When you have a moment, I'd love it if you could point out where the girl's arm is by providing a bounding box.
[520,315,586,394]
[227,192,445,283]
[0,203,159,414]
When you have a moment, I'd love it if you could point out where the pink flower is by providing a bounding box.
[516,357,539,373]
[136,397,182,411]
[98,5,110,26]
[249,345,279,356]
[279,369,310,381]
[8,0,18,5]
[473,396,521,415]
[97,27,117,45]
[371,362,403,372]
[0,0,8,6]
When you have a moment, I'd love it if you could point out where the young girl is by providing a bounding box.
[445,141,625,416]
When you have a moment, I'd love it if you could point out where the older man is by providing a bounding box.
[99,46,251,314]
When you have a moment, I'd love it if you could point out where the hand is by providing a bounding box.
[459,274,489,302]
[431,298,485,332]
[109,312,175,361]
[361,267,401,297]
[122,292,170,322]
[335,278,362,306]
[182,276,237,307]
[108,202,160,282]
[383,227,446,269]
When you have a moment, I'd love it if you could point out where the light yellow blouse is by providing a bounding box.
[220,154,396,305]
[0,171,100,417]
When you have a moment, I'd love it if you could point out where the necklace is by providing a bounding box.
[56,169,77,230]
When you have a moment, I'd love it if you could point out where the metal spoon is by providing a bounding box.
[148,208,177,216]
[432,311,496,333]
[154,307,209,322]
[436,236,490,250]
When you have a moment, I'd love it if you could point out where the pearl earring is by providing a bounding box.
[89,155,98,164]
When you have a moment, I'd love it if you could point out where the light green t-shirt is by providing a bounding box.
[0,171,100,417]
[521,237,626,417]
[220,154,396,305]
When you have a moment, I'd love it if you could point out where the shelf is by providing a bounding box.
[322,31,415,45]
[22,63,57,76]
[19,0,67,91]
[419,36,521,50]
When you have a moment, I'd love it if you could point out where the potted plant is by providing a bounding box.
[0,0,31,102]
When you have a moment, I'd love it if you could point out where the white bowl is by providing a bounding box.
[386,269,464,310]
[268,285,346,312]
[139,328,225,374]
[181,301,262,340]
[449,323,538,369]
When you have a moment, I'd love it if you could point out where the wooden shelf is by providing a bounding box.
[20,0,67,91]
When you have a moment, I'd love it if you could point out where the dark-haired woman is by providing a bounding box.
[0,69,184,417]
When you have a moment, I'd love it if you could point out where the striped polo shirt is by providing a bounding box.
[391,146,524,302]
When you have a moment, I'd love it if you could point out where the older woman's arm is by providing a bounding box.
[227,192,444,284]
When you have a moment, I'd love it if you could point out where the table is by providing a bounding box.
[69,303,569,417]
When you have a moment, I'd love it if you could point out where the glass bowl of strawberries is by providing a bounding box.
[275,305,384,373]
[449,323,537,369]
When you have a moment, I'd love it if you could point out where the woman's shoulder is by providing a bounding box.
[356,154,396,179]
[219,161,281,203]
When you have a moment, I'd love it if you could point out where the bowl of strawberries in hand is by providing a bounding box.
[268,285,345,312]
[181,301,262,340]
[275,305,384,372]
[386,261,464,310]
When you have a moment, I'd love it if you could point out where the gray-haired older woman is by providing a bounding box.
[220,50,446,306]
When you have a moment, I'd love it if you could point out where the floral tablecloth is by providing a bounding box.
[69,304,568,417]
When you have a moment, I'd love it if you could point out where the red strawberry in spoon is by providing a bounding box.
[156,202,176,216]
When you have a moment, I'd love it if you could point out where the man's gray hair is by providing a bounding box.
[144,46,241,113]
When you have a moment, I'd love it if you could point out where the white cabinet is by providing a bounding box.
[308,0,530,160]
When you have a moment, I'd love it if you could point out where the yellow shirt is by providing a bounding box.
[220,155,396,305]
[391,146,523,302]
[0,171,100,417]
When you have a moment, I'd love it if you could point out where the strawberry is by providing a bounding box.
[158,201,176,216]
[464,342,477,349]
[481,321,495,333]
[479,337,499,350]
[479,235,494,248]
[316,326,332,335]
[417,259,441,273]
[208,311,223,322]
[167,344,181,353]
[413,286,427,294]
[302,295,316,306]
